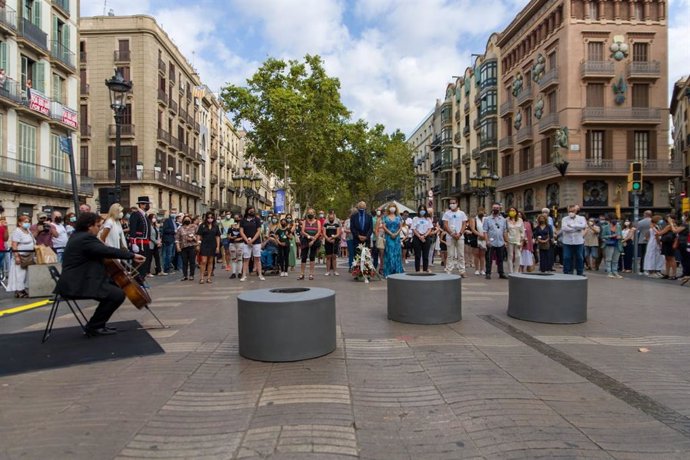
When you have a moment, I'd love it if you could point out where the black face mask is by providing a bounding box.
[247,211,255,217]
[144,204,151,211]
[183,220,191,225]
[307,214,315,219]
[492,209,499,215]
[478,214,484,218]
[54,217,62,224]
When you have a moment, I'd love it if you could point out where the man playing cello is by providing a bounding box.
[55,212,145,336]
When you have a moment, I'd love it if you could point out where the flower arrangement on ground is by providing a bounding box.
[351,244,380,283]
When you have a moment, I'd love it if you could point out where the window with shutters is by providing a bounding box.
[541,135,552,165]
[121,103,132,125]
[587,1,599,20]
[587,42,604,61]
[0,41,8,74]
[503,154,513,176]
[50,134,67,184]
[548,91,557,113]
[632,1,643,20]
[18,122,37,178]
[23,0,41,26]
[116,66,130,81]
[548,51,557,70]
[588,131,605,165]
[634,131,649,161]
[52,73,65,103]
[586,83,604,106]
[632,84,649,108]
[633,43,648,62]
[520,146,533,172]
[80,145,88,177]
[524,106,532,127]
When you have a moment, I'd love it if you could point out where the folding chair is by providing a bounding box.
[42,266,89,343]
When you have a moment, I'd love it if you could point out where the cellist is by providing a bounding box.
[55,212,145,336]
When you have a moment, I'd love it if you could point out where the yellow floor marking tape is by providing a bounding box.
[0,299,51,317]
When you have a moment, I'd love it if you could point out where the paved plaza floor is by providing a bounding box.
[1,261,689,459]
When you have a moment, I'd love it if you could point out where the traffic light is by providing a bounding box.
[627,162,642,193]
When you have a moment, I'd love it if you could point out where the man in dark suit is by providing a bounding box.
[56,212,145,336]
[161,209,177,273]
[350,201,373,259]
[128,196,153,278]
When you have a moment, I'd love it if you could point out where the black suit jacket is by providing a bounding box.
[55,231,134,300]
[350,211,373,246]
[128,209,150,241]
[161,217,177,244]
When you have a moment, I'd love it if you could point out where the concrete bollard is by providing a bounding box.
[507,273,587,324]
[387,273,462,324]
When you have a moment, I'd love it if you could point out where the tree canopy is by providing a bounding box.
[220,54,414,216]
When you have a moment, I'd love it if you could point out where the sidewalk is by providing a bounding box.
[1,262,689,459]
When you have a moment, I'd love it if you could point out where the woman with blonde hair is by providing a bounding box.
[99,202,127,250]
[382,203,404,277]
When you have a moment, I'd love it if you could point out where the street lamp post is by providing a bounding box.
[105,68,133,204]
[470,162,500,208]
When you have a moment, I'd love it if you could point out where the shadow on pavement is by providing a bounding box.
[0,320,164,377]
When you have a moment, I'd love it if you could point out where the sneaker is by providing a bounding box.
[334,271,340,276]
[158,272,168,276]
[474,270,480,275]
[240,276,247,282]
[147,274,155,278]
[259,275,266,281]
[230,273,236,279]
[615,273,623,279]
[325,272,330,276]
[607,273,616,278]
[480,271,486,275]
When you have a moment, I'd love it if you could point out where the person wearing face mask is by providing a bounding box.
[560,205,587,276]
[643,215,665,278]
[219,211,235,271]
[161,209,178,274]
[342,208,355,271]
[373,208,384,271]
[285,214,297,271]
[175,215,198,281]
[504,207,525,274]
[468,208,487,275]
[64,212,77,237]
[50,210,69,263]
[7,215,35,298]
[274,218,292,277]
[128,196,154,278]
[323,210,341,276]
[299,208,322,280]
[442,198,469,277]
[482,204,508,279]
[99,203,128,251]
[583,217,600,271]
[350,201,374,266]
[196,212,221,284]
[621,219,636,273]
[600,214,623,279]
[239,206,265,281]
[411,205,433,272]
[147,213,166,276]
[381,204,404,278]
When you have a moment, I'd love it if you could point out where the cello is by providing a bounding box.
[104,258,152,309]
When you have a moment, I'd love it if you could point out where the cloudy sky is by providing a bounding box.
[82,0,690,136]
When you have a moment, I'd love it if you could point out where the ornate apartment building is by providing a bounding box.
[670,77,689,211]
[80,15,205,214]
[410,0,678,216]
[0,0,83,226]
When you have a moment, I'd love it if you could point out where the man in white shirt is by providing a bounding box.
[51,210,69,263]
[560,204,587,276]
[442,197,468,277]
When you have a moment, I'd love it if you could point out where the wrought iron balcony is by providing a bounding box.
[158,58,165,74]
[462,152,471,164]
[52,0,70,15]
[158,89,167,105]
[515,85,534,106]
[463,125,470,137]
[17,17,47,52]
[50,99,78,129]
[539,67,559,90]
[0,155,93,195]
[90,169,202,196]
[114,49,130,62]
[80,51,86,63]
[50,40,76,69]
[0,76,24,105]
[80,124,91,138]
[472,148,481,160]
[109,124,135,137]
[168,98,178,114]
[454,132,462,144]
[581,107,661,124]
[515,126,533,144]
[538,112,560,133]
[480,137,497,150]
[0,5,17,33]
[499,98,514,117]
[80,83,90,96]
[580,60,614,79]
[626,61,661,79]
[210,174,218,185]
[157,128,171,145]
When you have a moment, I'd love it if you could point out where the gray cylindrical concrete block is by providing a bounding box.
[507,273,587,324]
[238,287,336,362]
[387,273,462,324]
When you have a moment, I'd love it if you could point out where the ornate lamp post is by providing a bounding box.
[470,162,500,208]
[105,68,133,203]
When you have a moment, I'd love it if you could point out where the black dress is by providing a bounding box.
[197,223,221,257]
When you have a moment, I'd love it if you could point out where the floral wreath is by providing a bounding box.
[351,244,380,283]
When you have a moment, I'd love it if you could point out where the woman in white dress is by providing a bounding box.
[6,215,35,298]
[99,203,127,250]
[643,215,665,277]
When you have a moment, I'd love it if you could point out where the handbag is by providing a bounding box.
[538,241,550,250]
[19,252,35,269]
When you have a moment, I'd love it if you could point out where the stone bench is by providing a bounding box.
[387,273,462,324]
[507,273,587,324]
[237,287,336,362]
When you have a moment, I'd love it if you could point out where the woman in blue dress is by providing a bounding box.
[382,205,404,278]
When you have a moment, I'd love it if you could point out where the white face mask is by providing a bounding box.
[118,212,124,219]
[568,212,576,218]
[389,208,396,213]
[449,203,457,210]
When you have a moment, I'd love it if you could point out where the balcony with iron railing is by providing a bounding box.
[210,149,218,160]
[463,125,470,137]
[499,135,513,152]
[581,107,661,124]
[168,98,178,114]
[0,4,17,33]
[80,83,90,96]
[114,49,130,62]
[626,61,661,79]
[472,147,481,160]
[80,124,91,138]
[179,107,188,124]
[497,158,683,191]
[0,76,25,105]
[158,89,167,105]
[158,58,165,74]
[194,121,200,132]
[454,132,462,144]
[462,152,471,164]
[580,60,615,79]
[539,67,559,90]
[17,17,47,52]
[464,100,470,112]
[515,85,534,106]
[515,125,534,144]
[50,99,78,130]
[0,155,93,195]
[431,159,442,172]
[90,169,202,196]
[52,0,70,15]
[480,137,497,150]
[210,174,218,185]
[79,51,86,63]
[538,112,560,133]
[157,128,171,145]
[499,98,514,117]
[109,124,135,137]
[50,40,76,69]
[170,136,180,151]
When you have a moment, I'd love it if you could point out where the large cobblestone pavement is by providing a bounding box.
[1,262,689,459]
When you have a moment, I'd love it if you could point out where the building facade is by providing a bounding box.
[0,0,84,226]
[80,15,204,214]
[496,0,675,216]
[670,76,689,212]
